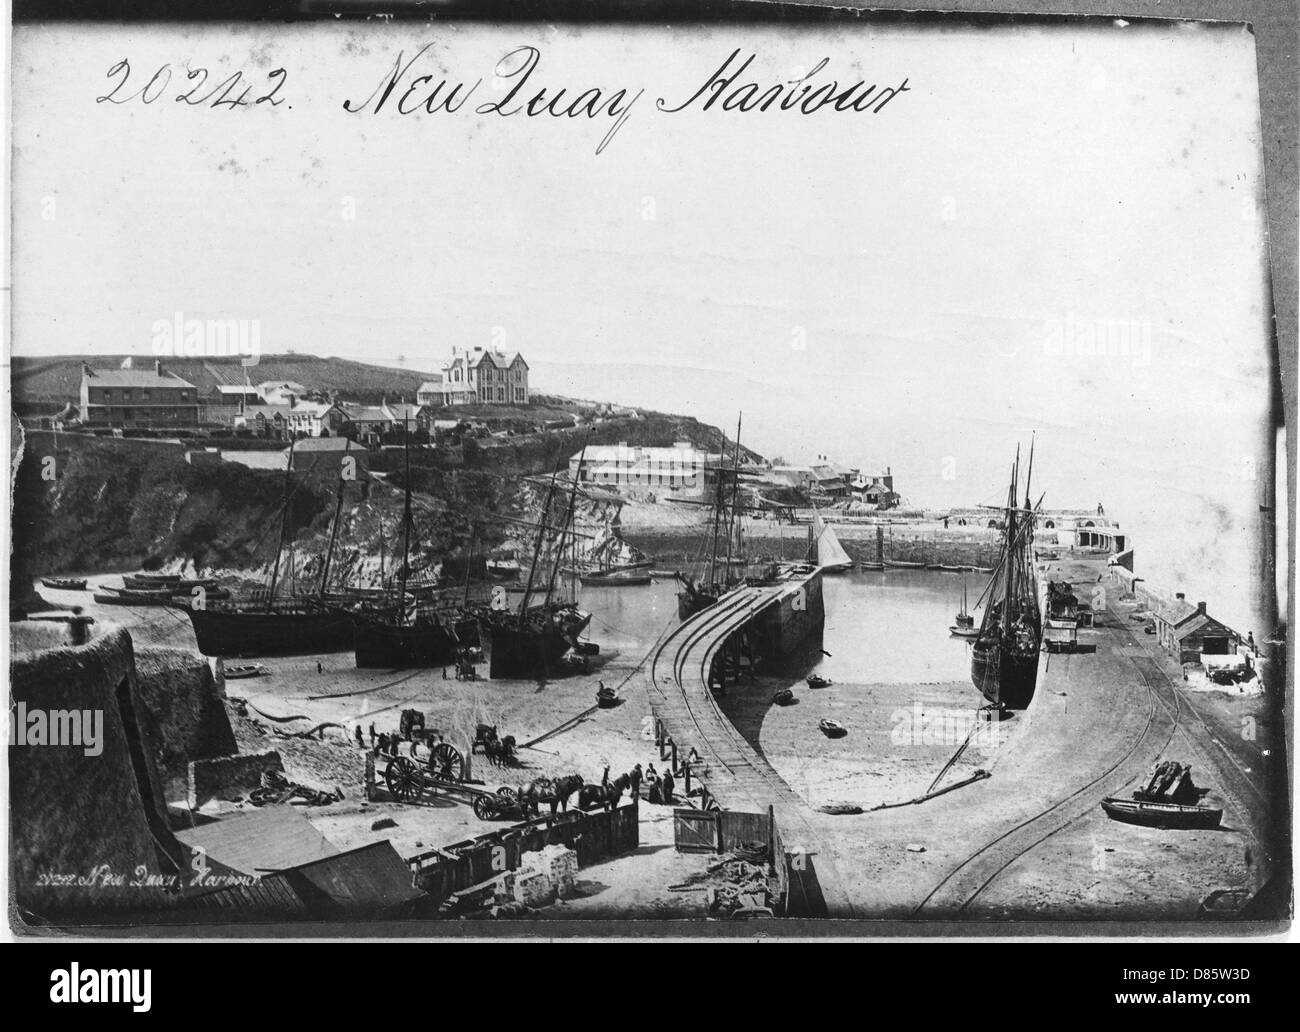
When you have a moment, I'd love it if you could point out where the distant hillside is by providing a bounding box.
[11,353,440,410]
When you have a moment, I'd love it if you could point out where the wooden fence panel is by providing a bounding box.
[407,802,639,906]
[718,810,770,853]
[674,809,719,852]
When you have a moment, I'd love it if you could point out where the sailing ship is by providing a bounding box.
[350,424,476,669]
[951,578,978,638]
[676,415,749,620]
[185,439,356,658]
[569,520,653,581]
[807,508,854,572]
[477,444,594,679]
[970,442,1043,709]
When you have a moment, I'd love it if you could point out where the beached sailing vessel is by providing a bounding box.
[675,415,751,619]
[185,439,355,657]
[349,424,477,668]
[970,443,1043,709]
[477,444,594,679]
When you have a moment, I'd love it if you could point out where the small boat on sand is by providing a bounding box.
[819,718,848,738]
[1100,797,1222,830]
[806,674,832,689]
[772,688,796,706]
[41,577,87,591]
[596,684,618,708]
[223,664,267,680]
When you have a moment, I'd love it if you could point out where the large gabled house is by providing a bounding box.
[441,347,529,406]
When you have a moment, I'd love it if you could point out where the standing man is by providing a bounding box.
[629,763,643,801]
[662,769,675,805]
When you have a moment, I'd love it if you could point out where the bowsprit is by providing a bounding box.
[475,46,644,155]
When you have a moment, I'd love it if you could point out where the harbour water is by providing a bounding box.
[580,568,978,688]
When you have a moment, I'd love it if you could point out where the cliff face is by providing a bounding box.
[12,432,329,576]
[12,408,750,581]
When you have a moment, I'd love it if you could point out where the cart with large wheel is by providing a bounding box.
[379,745,526,822]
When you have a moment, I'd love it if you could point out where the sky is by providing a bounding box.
[9,18,1280,634]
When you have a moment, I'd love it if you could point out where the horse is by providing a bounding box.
[516,774,584,817]
[550,774,584,814]
[473,723,498,754]
[482,734,517,768]
[515,777,551,818]
[578,773,631,813]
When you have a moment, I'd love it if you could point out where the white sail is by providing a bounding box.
[812,511,854,570]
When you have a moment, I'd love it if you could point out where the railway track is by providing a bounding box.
[646,582,855,914]
[912,609,1189,916]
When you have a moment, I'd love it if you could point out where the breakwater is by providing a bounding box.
[625,524,1003,568]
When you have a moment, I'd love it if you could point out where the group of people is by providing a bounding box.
[615,761,675,805]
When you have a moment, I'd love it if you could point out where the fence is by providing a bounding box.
[407,802,639,904]
[672,805,828,917]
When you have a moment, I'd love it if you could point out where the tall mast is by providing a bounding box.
[318,439,350,598]
[545,435,590,606]
[518,445,564,625]
[705,445,726,589]
[462,525,475,606]
[398,417,413,623]
[1023,433,1035,513]
[267,438,296,609]
[722,413,743,580]
[1003,454,1016,629]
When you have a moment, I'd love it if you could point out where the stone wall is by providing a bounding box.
[188,750,285,808]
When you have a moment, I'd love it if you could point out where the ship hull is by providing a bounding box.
[971,638,1040,709]
[352,615,477,669]
[677,589,717,621]
[186,606,355,658]
[479,608,592,679]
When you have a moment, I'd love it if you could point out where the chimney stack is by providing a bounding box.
[155,359,163,377]
[1175,592,1185,600]
[1197,601,1207,615]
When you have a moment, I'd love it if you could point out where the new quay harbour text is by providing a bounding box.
[343,45,912,153]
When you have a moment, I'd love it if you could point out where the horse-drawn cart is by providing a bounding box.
[378,747,525,821]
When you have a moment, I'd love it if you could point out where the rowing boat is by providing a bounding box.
[1100,797,1222,830]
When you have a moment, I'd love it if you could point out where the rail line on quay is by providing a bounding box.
[912,595,1191,916]
[645,581,856,916]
